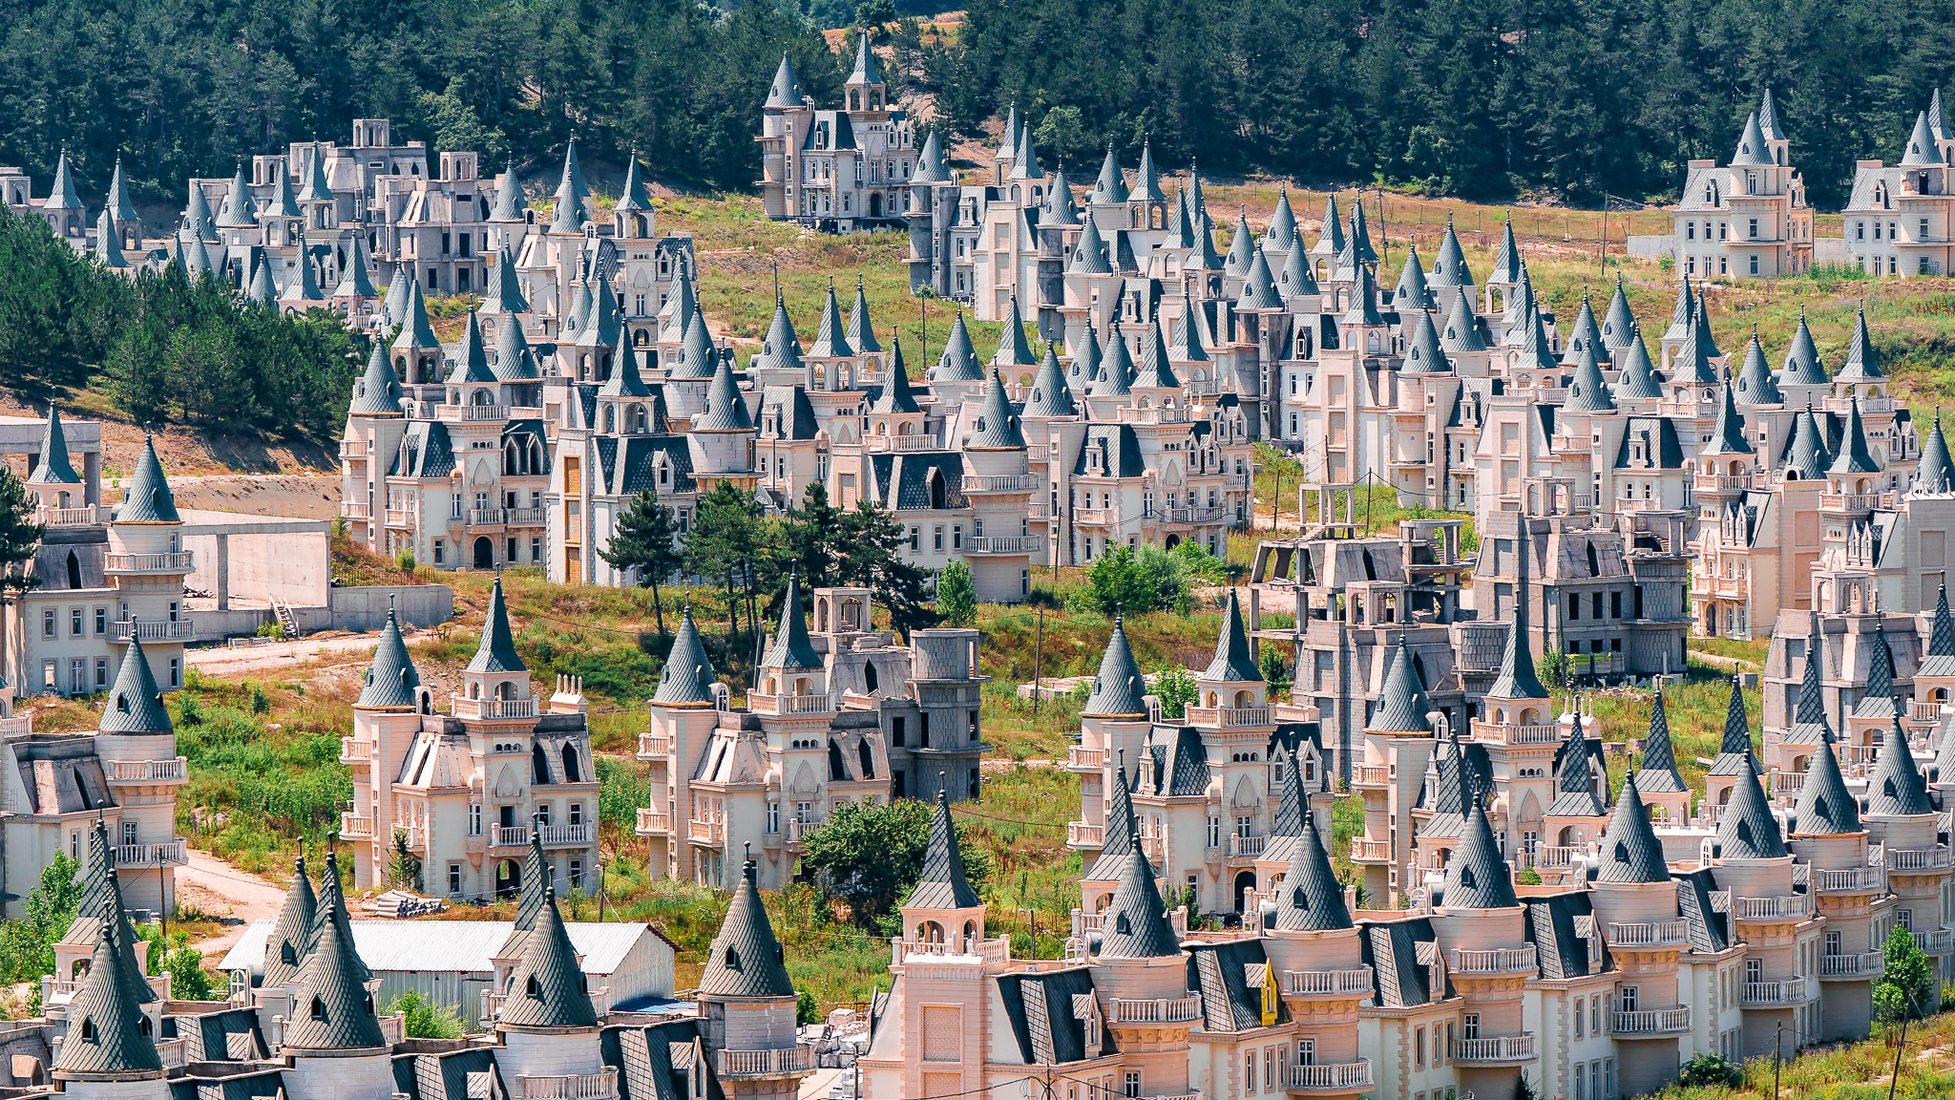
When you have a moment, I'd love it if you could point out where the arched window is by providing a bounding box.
[562,744,582,784]
[858,741,875,779]
[66,551,81,590]
[532,743,551,784]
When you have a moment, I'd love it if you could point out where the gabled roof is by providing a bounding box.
[1731,112,1774,166]
[760,572,821,670]
[907,790,981,910]
[1441,799,1519,909]
[1096,839,1182,958]
[285,903,387,1051]
[700,860,796,998]
[1780,309,1829,386]
[995,968,1115,1064]
[467,578,526,674]
[1636,686,1687,793]
[1826,397,1880,475]
[1791,737,1861,835]
[1714,764,1786,860]
[1202,590,1262,682]
[1151,725,1211,797]
[1083,618,1149,719]
[99,633,172,735]
[1865,714,1933,816]
[1597,777,1668,882]
[967,370,1026,448]
[1368,637,1431,732]
[54,922,163,1079]
[30,403,82,484]
[358,608,422,708]
[499,887,599,1029]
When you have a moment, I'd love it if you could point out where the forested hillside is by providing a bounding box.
[922,0,1955,206]
[0,0,837,200]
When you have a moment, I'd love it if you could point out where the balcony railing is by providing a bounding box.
[636,733,674,759]
[340,737,373,764]
[489,824,531,849]
[688,819,725,845]
[1071,907,1188,940]
[104,551,195,573]
[1907,927,1955,954]
[635,809,671,836]
[1741,978,1813,1007]
[104,757,188,783]
[385,508,415,527]
[750,693,833,715]
[1607,921,1689,948]
[539,823,594,848]
[717,1048,816,1078]
[1732,895,1812,921]
[1350,838,1393,862]
[1185,705,1273,728]
[1067,745,1107,771]
[963,474,1036,493]
[1468,719,1561,745]
[514,1069,619,1100]
[1820,951,1884,978]
[1288,1062,1375,1092]
[864,433,940,453]
[1821,491,1890,512]
[1108,997,1201,1024]
[460,403,510,421]
[1351,764,1390,788]
[340,812,375,840]
[341,439,370,459]
[1533,845,1583,871]
[1612,1008,1691,1035]
[1161,505,1229,525]
[786,818,823,843]
[1228,834,1266,859]
[1816,866,1886,894]
[1280,969,1372,997]
[1449,946,1538,974]
[114,839,188,868]
[968,535,1041,554]
[450,694,539,720]
[467,507,507,526]
[1885,846,1953,872]
[1452,1034,1537,1063]
[36,505,99,527]
[115,618,193,642]
[507,506,548,526]
[0,713,31,736]
[1068,821,1106,848]
[891,935,1011,967]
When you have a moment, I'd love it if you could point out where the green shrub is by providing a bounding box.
[389,992,464,1039]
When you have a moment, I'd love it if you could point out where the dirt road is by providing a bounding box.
[187,629,435,677]
[177,850,289,957]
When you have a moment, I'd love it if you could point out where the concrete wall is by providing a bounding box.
[1625,234,1674,260]
[325,584,453,632]
[180,511,331,609]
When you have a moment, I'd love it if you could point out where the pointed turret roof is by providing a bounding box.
[1918,412,1955,493]
[765,53,804,109]
[53,921,163,1079]
[99,633,171,735]
[1780,309,1829,386]
[762,573,821,670]
[1369,637,1432,732]
[1757,88,1786,142]
[1442,798,1519,908]
[1069,214,1112,275]
[333,236,379,299]
[598,333,651,399]
[1613,326,1662,400]
[1826,397,1880,475]
[1663,280,1694,342]
[869,341,921,415]
[215,162,257,228]
[1710,676,1760,774]
[1349,201,1377,264]
[1312,193,1344,256]
[446,311,497,385]
[1859,624,1895,713]
[1266,190,1299,249]
[1731,112,1774,167]
[1224,211,1257,277]
[673,310,720,381]
[499,886,599,1029]
[1791,738,1861,836]
[1393,246,1431,313]
[913,130,951,183]
[176,234,214,281]
[1794,612,1834,737]
[1636,685,1687,793]
[279,254,323,303]
[968,370,1027,448]
[1734,332,1782,406]
[285,903,388,1051]
[1339,260,1386,328]
[1715,764,1787,860]
[1041,163,1081,226]
[1274,821,1351,932]
[1599,276,1635,351]
[357,608,422,708]
[1440,287,1486,353]
[933,312,984,382]
[1278,237,1319,297]
[490,159,526,220]
[1900,111,1939,167]
[1597,776,1667,883]
[1083,618,1149,718]
[1090,144,1129,205]
[1202,590,1262,682]
[1096,838,1181,958]
[994,293,1037,367]
[1490,536,1548,699]
[481,246,528,315]
[30,404,82,485]
[182,181,216,241]
[1132,312,1181,390]
[244,256,279,305]
[548,140,588,234]
[1431,216,1471,288]
[1933,88,1951,142]
[1401,308,1450,375]
[1087,759,1139,881]
[467,577,526,674]
[1701,374,1753,456]
[260,166,301,219]
[262,850,319,988]
[1562,295,1603,365]
[1673,309,1720,386]
[104,158,139,225]
[1781,410,1831,480]
[45,150,83,212]
[116,436,179,524]
[1834,308,1885,382]
[1237,247,1283,311]
[393,279,440,351]
[1007,122,1044,182]
[806,280,853,359]
[495,315,541,383]
[1025,344,1077,418]
[382,263,411,327]
[907,790,981,910]
[1093,328,1135,398]
[694,355,754,432]
[1133,139,1166,204]
[702,859,796,997]
[846,278,883,354]
[1866,714,1934,816]
[1550,715,1606,816]
[1489,215,1524,284]
[1563,342,1615,413]
[649,607,718,706]
[93,210,127,270]
[1271,746,1306,838]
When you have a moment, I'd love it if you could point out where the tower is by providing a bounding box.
[696,857,813,1099]
[107,437,192,693]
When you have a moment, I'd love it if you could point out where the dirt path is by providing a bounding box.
[172,474,341,521]
[188,629,436,677]
[177,850,289,957]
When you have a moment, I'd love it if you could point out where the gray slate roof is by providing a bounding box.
[700,861,796,998]
[1368,637,1432,732]
[652,608,718,706]
[1202,590,1262,682]
[467,578,527,674]
[1636,687,1687,793]
[30,404,82,484]
[1715,765,1787,860]
[1864,715,1934,816]
[1596,777,1668,883]
[262,852,319,988]
[285,903,388,1051]
[1791,738,1862,835]
[760,573,821,670]
[358,609,423,709]
[99,634,172,735]
[1083,618,1149,719]
[1274,821,1351,931]
[906,790,981,910]
[1440,799,1518,909]
[499,888,599,1029]
[1095,839,1183,959]
[116,437,179,523]
[54,922,164,1078]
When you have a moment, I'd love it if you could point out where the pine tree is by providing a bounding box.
[685,482,770,655]
[839,500,937,640]
[599,489,682,636]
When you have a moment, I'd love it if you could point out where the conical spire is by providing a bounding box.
[1490,532,1548,699]
[1392,245,1432,313]
[447,310,497,384]
[968,370,1026,448]
[1266,190,1299,250]
[1563,342,1615,413]
[495,314,541,383]
[548,139,588,234]
[694,354,754,432]
[262,849,319,987]
[869,340,921,415]
[652,607,718,706]
[297,150,333,205]
[1733,331,1782,406]
[215,161,257,228]
[1090,143,1129,205]
[1489,214,1524,284]
[1757,88,1786,142]
[765,53,804,109]
[1096,838,1181,958]
[1440,287,1486,353]
[1369,637,1432,732]
[846,277,883,354]
[1083,617,1149,718]
[1224,211,1257,276]
[105,156,139,223]
[1731,112,1773,167]
[933,312,984,382]
[1093,327,1135,397]
[176,233,215,281]
[1551,714,1605,816]
[701,859,796,997]
[1794,612,1833,739]
[285,902,388,1051]
[1203,590,1262,682]
[1272,746,1307,838]
[499,886,598,1029]
[1069,214,1112,275]
[995,293,1037,367]
[1313,193,1344,256]
[1278,236,1319,297]
[53,921,163,1079]
[1900,111,1939,166]
[1780,308,1829,386]
[1087,757,1139,880]
[1614,325,1663,400]
[100,633,171,735]
[1865,714,1934,816]
[1933,88,1951,142]
[1132,312,1181,390]
[1274,821,1351,931]
[1701,372,1752,455]
[1714,676,1760,773]
[1441,798,1519,908]
[673,309,719,381]
[1673,304,1720,385]
[806,280,853,359]
[1636,685,1687,793]
[1861,623,1895,710]
[1934,584,1955,658]
[261,167,301,219]
[1024,343,1077,418]
[1600,275,1635,351]
[1133,138,1165,204]
[1007,121,1044,181]
[1715,764,1787,860]
[182,181,216,241]
[94,210,127,269]
[598,332,650,399]
[481,246,528,315]
[1791,737,1862,835]
[1431,215,1472,288]
[1835,308,1885,382]
[1350,200,1377,264]
[1237,247,1283,311]
[907,790,981,910]
[1041,163,1081,225]
[381,263,410,327]
[1664,280,1694,343]
[30,403,82,484]
[1826,397,1880,475]
[333,235,379,299]
[1562,294,1603,365]
[761,572,821,670]
[393,279,440,351]
[244,255,279,304]
[913,129,951,183]
[42,150,81,213]
[1917,412,1955,493]
[1339,258,1386,328]
[346,589,418,703]
[1401,308,1451,375]
[279,253,323,303]
[1596,776,1668,883]
[491,158,525,220]
[1781,409,1831,480]
[467,577,526,674]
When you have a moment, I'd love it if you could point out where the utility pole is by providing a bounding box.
[1890,1010,1910,1100]
[1774,1020,1783,1100]
[1030,609,1046,717]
